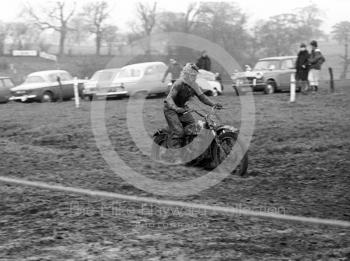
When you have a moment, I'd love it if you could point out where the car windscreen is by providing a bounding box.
[91,71,118,81]
[118,68,142,78]
[48,72,73,82]
[59,72,73,81]
[3,78,14,87]
[24,76,46,83]
[253,60,280,71]
[48,74,60,82]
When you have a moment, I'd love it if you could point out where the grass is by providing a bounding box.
[0,85,349,260]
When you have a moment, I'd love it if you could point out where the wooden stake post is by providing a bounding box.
[290,73,296,102]
[328,67,335,93]
[73,77,80,108]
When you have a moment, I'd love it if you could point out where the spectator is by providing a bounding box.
[295,43,310,93]
[245,65,252,72]
[162,58,183,84]
[308,40,326,92]
[196,50,211,71]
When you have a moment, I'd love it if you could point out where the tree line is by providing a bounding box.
[0,1,349,78]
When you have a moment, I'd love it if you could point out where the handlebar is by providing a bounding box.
[185,106,223,118]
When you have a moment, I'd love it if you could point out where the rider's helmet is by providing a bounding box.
[182,63,199,76]
[181,63,199,84]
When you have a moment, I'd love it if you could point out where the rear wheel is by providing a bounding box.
[212,132,248,176]
[41,91,54,103]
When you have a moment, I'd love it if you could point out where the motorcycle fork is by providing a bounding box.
[213,130,231,155]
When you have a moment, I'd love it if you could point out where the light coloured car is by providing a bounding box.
[83,68,124,100]
[104,62,171,98]
[10,70,85,102]
[166,69,224,96]
[197,69,223,96]
[0,76,14,103]
[232,56,297,94]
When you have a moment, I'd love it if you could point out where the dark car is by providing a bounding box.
[0,76,15,103]
[232,56,297,94]
[10,70,85,102]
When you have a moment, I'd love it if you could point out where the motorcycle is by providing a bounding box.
[152,107,248,176]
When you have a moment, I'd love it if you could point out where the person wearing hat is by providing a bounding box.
[196,50,211,71]
[295,43,310,93]
[162,58,183,84]
[308,40,326,92]
[163,63,222,156]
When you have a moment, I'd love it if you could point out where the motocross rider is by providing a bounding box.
[164,63,223,151]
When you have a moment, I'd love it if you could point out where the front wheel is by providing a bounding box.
[212,132,248,176]
[264,81,276,94]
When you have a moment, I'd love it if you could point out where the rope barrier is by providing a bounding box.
[1,176,349,228]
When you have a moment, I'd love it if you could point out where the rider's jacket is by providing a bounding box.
[164,79,203,109]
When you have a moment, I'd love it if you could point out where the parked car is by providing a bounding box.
[197,69,223,96]
[96,62,171,99]
[83,68,122,100]
[0,76,15,103]
[232,56,297,94]
[166,69,223,96]
[10,70,85,102]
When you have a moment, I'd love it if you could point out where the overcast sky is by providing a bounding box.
[1,0,349,33]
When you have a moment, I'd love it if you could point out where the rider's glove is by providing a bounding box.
[214,103,223,110]
[176,107,187,114]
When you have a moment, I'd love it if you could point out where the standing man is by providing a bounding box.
[308,40,325,92]
[196,50,211,71]
[295,43,310,93]
[162,58,183,84]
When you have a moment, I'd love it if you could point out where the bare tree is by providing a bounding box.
[67,16,89,48]
[297,4,325,40]
[136,2,157,36]
[6,22,41,50]
[332,21,350,79]
[136,1,157,54]
[81,1,111,55]
[102,25,118,55]
[23,1,76,55]
[254,14,305,56]
[183,2,200,33]
[157,2,200,33]
[0,21,7,55]
[195,2,249,64]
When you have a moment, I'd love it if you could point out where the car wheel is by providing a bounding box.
[84,95,93,101]
[41,91,54,102]
[264,81,276,94]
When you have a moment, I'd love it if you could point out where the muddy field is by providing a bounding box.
[0,86,349,260]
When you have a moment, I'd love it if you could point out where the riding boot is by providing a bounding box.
[162,136,184,164]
